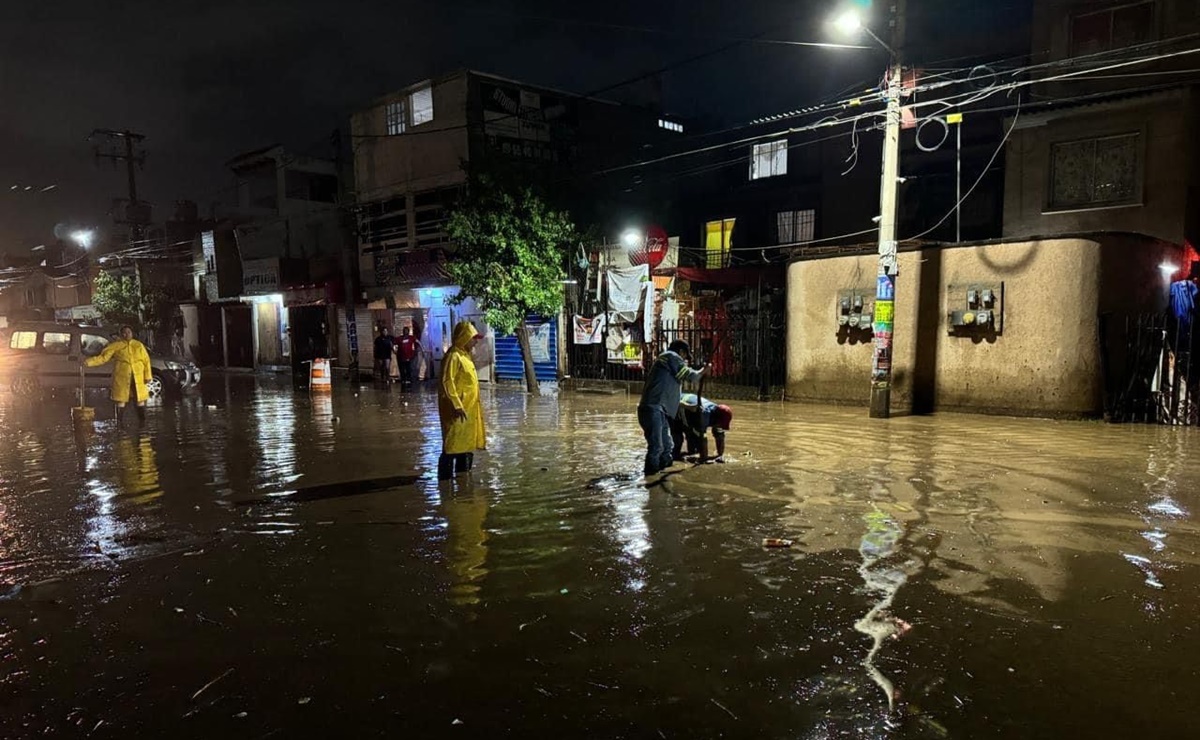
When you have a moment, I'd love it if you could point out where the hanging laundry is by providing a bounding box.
[606,265,649,323]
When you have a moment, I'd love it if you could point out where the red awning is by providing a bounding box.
[676,266,784,287]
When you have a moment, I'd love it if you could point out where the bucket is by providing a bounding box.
[310,358,332,393]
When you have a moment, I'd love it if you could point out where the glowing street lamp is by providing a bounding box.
[621,229,644,250]
[70,229,96,249]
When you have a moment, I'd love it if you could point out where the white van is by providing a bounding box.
[0,322,200,398]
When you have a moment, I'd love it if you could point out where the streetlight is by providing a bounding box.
[830,1,905,419]
[70,229,96,249]
[621,229,644,250]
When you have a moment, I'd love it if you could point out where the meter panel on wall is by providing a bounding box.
[947,282,1004,336]
[836,288,874,334]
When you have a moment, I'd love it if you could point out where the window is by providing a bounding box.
[1050,132,1141,210]
[385,99,408,135]
[1070,2,1154,57]
[82,334,109,357]
[750,139,788,180]
[776,209,816,245]
[658,119,684,133]
[9,331,37,350]
[42,332,71,355]
[202,230,216,273]
[410,85,434,126]
[705,218,735,269]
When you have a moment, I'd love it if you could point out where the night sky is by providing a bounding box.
[0,0,1028,250]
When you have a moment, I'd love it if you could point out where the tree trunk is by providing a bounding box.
[516,322,540,396]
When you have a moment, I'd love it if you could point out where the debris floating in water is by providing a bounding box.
[191,668,234,702]
[711,698,739,720]
[762,538,793,548]
[518,615,546,632]
[298,696,312,705]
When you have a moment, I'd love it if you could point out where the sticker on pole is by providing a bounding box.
[874,300,895,328]
[876,275,895,301]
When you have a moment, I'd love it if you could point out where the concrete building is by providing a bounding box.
[786,234,1180,417]
[1003,0,1200,244]
[350,69,678,380]
[191,146,348,371]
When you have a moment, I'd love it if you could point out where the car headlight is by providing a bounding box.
[165,361,182,370]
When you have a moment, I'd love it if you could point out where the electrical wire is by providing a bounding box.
[903,93,1022,242]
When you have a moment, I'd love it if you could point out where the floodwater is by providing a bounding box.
[0,376,1197,738]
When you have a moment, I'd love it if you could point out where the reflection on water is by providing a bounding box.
[1,382,1199,737]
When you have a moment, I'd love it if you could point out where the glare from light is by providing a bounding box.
[70,229,96,249]
[1159,262,1178,275]
[832,10,863,35]
[621,230,643,249]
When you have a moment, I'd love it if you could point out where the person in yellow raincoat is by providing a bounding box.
[437,320,486,480]
[85,325,153,425]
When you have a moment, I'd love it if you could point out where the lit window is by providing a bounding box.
[410,85,434,126]
[705,218,735,269]
[386,99,408,135]
[776,209,816,245]
[42,332,71,355]
[750,139,788,179]
[1050,132,1141,210]
[9,331,36,350]
[1070,2,1154,57]
[658,119,683,133]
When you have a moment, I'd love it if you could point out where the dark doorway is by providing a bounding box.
[289,306,330,373]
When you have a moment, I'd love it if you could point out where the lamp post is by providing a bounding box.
[832,2,905,419]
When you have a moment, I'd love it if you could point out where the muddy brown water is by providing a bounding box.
[0,376,1196,738]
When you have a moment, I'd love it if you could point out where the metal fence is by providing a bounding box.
[1106,312,1198,425]
[567,313,786,400]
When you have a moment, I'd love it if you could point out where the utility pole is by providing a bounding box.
[869,0,905,419]
[90,129,148,242]
[91,129,149,329]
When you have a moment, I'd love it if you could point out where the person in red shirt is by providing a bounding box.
[395,326,422,387]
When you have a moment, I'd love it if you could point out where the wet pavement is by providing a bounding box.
[0,375,1197,738]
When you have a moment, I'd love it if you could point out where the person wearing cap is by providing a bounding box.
[638,339,707,476]
[673,393,733,463]
[437,321,487,480]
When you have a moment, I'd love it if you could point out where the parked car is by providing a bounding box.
[0,322,201,398]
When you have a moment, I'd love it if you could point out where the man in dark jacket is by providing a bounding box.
[638,340,706,476]
[373,328,394,382]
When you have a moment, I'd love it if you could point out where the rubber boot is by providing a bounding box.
[136,406,146,425]
[116,405,127,426]
[437,454,455,481]
[456,453,473,475]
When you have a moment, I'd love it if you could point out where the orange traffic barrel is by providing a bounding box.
[310,357,332,392]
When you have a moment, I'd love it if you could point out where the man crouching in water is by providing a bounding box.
[638,340,707,477]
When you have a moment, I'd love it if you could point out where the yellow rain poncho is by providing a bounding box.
[85,338,153,404]
[437,321,486,455]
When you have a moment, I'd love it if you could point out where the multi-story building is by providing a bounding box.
[350,69,680,380]
[1003,0,1200,244]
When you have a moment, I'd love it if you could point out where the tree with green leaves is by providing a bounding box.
[91,271,143,329]
[445,175,578,394]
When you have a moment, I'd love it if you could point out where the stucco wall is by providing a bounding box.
[1002,91,1192,244]
[786,236,1180,417]
[351,74,470,200]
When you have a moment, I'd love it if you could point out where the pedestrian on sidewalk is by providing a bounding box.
[85,325,153,426]
[672,393,733,463]
[437,321,486,480]
[373,327,393,382]
[638,340,706,476]
[396,326,421,387]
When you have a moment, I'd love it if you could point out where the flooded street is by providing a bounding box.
[1,377,1197,738]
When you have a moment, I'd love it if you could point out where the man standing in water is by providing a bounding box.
[85,325,153,425]
[396,325,421,387]
[437,321,486,480]
[638,340,706,476]
[373,327,394,382]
